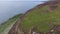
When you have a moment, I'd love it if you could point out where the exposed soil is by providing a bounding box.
[8,19,21,34]
[46,25,60,34]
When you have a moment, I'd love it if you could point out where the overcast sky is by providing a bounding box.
[0,0,49,24]
[0,0,49,1]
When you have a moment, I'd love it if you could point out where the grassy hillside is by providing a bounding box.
[19,1,60,34]
[0,14,22,33]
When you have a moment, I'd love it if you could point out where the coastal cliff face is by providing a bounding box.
[8,1,60,34]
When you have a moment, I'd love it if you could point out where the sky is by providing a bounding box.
[0,0,49,24]
[0,0,49,1]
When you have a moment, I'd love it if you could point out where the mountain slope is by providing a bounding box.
[19,1,60,34]
[8,1,60,34]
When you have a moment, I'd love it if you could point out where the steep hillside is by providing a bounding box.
[19,1,60,34]
[8,1,60,34]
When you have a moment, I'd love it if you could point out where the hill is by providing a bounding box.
[8,1,60,34]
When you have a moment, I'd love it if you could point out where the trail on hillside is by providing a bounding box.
[1,21,16,34]
[8,19,21,34]
[8,1,60,34]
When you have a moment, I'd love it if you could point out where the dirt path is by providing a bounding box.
[0,21,16,34]
[8,19,21,34]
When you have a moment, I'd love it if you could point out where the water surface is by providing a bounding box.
[0,1,49,24]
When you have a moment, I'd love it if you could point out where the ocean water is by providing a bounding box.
[0,1,49,24]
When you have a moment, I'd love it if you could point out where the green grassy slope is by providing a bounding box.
[0,14,22,33]
[20,2,60,33]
